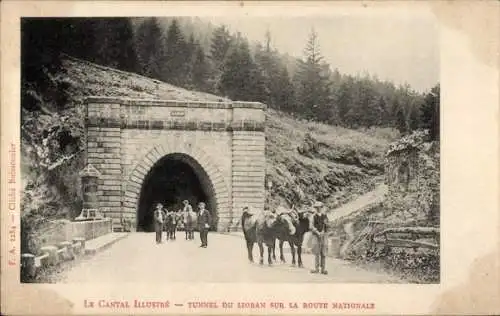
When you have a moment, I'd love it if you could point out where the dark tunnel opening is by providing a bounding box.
[136,153,217,232]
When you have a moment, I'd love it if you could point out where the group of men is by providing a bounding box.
[153,199,212,248]
[152,198,329,273]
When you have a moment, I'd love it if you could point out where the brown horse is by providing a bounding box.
[241,207,281,265]
[165,210,180,240]
[273,207,314,267]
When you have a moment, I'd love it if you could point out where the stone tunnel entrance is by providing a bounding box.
[84,97,266,232]
[136,153,217,232]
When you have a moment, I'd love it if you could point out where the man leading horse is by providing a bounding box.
[308,201,329,274]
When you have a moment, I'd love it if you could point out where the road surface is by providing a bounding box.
[328,184,387,222]
[60,233,401,283]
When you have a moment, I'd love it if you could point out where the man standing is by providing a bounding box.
[197,202,211,248]
[153,203,164,244]
[309,201,329,274]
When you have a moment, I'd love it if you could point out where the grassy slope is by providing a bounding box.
[23,55,398,220]
[265,109,398,209]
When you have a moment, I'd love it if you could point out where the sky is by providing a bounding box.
[207,9,439,92]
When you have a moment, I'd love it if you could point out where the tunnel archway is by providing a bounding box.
[136,153,217,232]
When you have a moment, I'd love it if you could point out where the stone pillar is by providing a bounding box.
[230,102,266,231]
[78,164,101,217]
[85,98,122,223]
[21,254,36,280]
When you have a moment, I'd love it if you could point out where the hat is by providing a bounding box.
[313,201,323,208]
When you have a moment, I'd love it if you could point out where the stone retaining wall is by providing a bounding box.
[37,219,112,252]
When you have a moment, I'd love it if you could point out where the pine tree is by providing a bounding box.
[208,25,233,93]
[407,100,421,131]
[92,18,138,72]
[343,80,364,128]
[164,19,188,85]
[254,42,272,106]
[135,18,166,80]
[335,76,353,126]
[210,25,232,67]
[273,64,295,112]
[115,19,139,73]
[294,28,332,120]
[359,80,382,127]
[395,105,407,134]
[184,34,197,84]
[219,38,266,101]
[59,19,98,62]
[191,43,210,91]
[420,84,440,140]
[374,96,389,127]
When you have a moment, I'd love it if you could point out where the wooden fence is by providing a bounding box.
[371,226,440,251]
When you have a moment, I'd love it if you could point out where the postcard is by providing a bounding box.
[1,1,499,315]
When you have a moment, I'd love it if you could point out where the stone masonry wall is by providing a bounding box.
[120,129,233,223]
[85,97,266,231]
[230,131,265,231]
[86,102,122,222]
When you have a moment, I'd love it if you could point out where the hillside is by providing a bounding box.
[21,56,398,252]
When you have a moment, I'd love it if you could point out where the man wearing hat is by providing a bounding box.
[153,203,164,244]
[309,201,329,274]
[197,202,211,248]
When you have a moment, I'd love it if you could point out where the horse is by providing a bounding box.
[181,209,197,240]
[273,206,314,267]
[165,211,180,240]
[241,206,294,266]
[241,207,278,265]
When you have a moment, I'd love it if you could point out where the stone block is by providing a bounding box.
[103,147,120,154]
[73,237,86,250]
[103,158,121,164]
[231,176,264,183]
[99,136,121,143]
[123,201,136,209]
[102,179,122,186]
[232,191,263,198]
[123,195,137,204]
[104,131,121,137]
[87,158,104,164]
[99,200,121,208]
[103,141,121,148]
[40,246,59,266]
[21,253,36,278]
[58,241,75,260]
[232,154,265,161]
[102,190,121,196]
[101,185,121,191]
[232,180,264,187]
[102,168,122,175]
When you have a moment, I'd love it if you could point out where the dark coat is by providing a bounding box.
[154,209,164,231]
[198,209,211,230]
[309,213,329,255]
